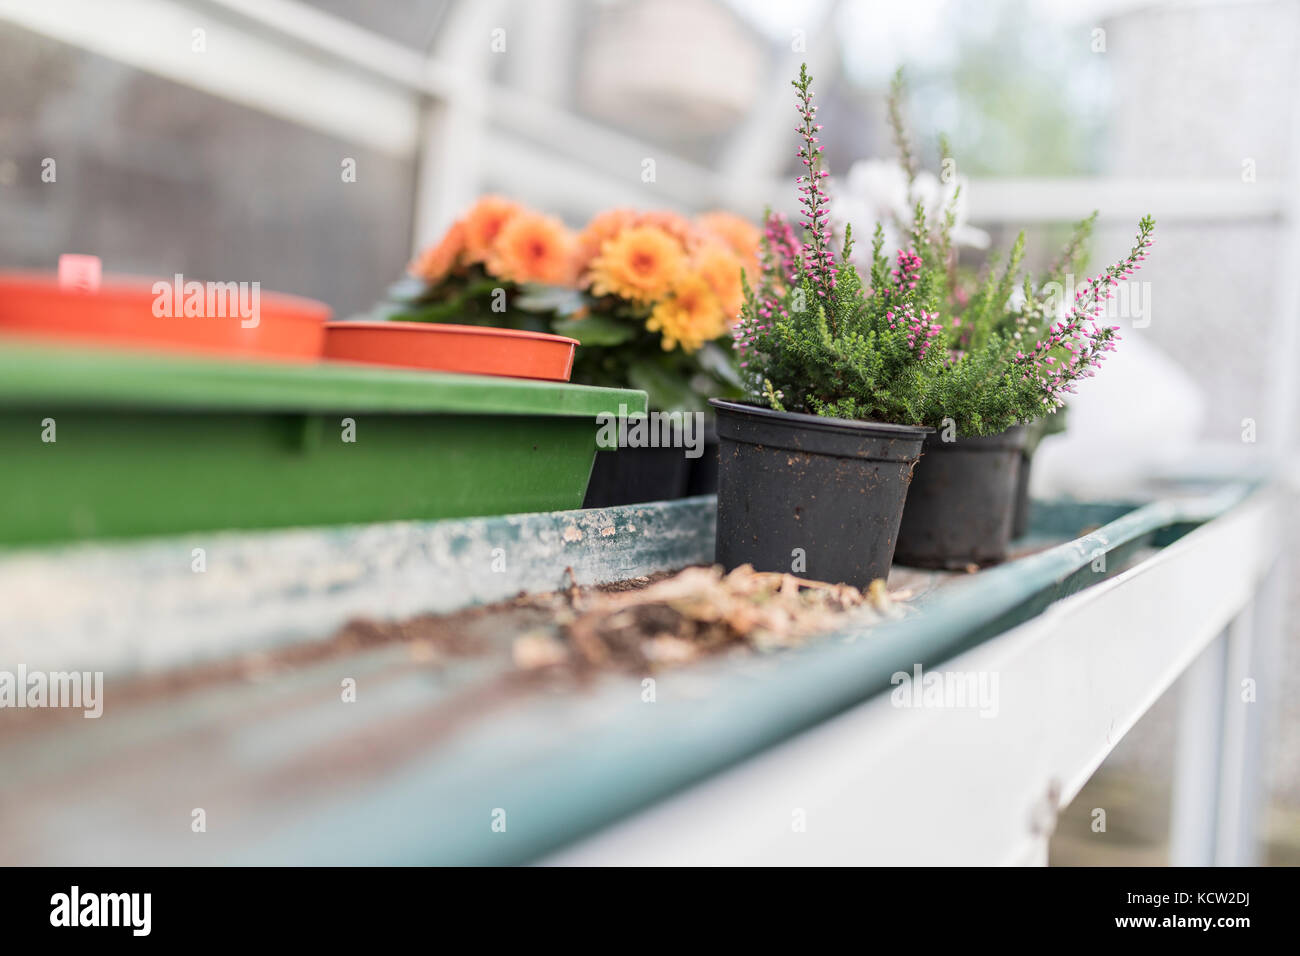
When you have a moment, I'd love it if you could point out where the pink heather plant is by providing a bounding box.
[764,211,801,288]
[736,65,949,424]
[1013,219,1155,409]
[793,74,839,310]
[736,63,1157,436]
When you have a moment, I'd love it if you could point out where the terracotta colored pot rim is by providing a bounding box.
[325,320,579,347]
[322,321,577,381]
[0,271,333,319]
[0,270,330,362]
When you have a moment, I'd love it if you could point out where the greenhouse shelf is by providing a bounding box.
[0,483,1282,865]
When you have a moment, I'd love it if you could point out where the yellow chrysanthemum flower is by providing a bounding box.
[646,274,727,352]
[575,208,638,271]
[587,226,686,303]
[634,210,697,251]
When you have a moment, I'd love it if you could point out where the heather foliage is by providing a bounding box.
[737,64,1156,436]
[734,66,948,424]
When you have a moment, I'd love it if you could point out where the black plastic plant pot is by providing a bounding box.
[894,426,1028,570]
[1011,449,1033,539]
[710,399,930,588]
[685,422,719,496]
[582,445,692,508]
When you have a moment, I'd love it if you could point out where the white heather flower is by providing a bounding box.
[832,159,989,266]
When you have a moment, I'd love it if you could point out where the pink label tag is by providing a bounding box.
[58,254,102,293]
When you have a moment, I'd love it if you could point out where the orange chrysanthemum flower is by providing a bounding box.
[693,241,746,321]
[587,225,686,303]
[408,220,467,283]
[574,208,638,271]
[485,211,577,285]
[646,274,727,352]
[462,195,523,263]
[634,209,698,252]
[697,210,762,281]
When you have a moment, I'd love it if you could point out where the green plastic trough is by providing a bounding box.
[0,341,646,544]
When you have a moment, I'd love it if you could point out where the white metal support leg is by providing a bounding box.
[1169,573,1275,867]
[1235,560,1287,864]
[1169,631,1227,866]
[1216,600,1257,864]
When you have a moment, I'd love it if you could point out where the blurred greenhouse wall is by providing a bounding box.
[0,0,1296,862]
[0,14,419,316]
[1049,0,1300,867]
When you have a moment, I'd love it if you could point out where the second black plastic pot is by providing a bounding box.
[582,445,692,508]
[685,423,719,496]
[894,426,1027,569]
[1011,449,1032,539]
[710,399,930,588]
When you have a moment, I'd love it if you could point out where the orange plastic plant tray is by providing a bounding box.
[323,321,577,382]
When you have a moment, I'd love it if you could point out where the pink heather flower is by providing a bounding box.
[1012,217,1154,404]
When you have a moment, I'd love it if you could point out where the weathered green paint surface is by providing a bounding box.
[0,497,718,677]
[0,342,647,543]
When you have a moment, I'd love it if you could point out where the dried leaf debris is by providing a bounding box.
[512,564,906,673]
